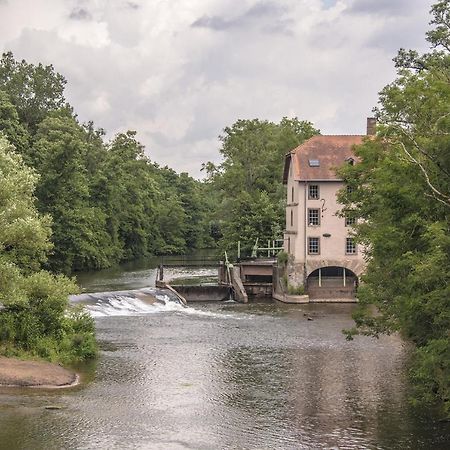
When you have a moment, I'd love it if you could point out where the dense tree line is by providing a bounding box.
[339,0,450,417]
[0,135,96,363]
[0,51,319,271]
[202,118,319,257]
[0,52,214,274]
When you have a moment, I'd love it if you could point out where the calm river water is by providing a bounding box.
[0,259,449,449]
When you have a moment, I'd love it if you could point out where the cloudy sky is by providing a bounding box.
[0,0,434,177]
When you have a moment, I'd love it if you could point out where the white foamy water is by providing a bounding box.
[85,294,183,317]
[85,294,236,319]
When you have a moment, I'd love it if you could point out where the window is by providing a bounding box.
[291,186,294,203]
[308,184,319,199]
[308,237,320,255]
[308,208,320,226]
[345,216,357,227]
[290,209,293,227]
[346,237,357,254]
[346,185,354,194]
[309,159,320,167]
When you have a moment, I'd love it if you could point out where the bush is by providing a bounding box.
[288,284,305,295]
[277,251,289,266]
[0,272,97,364]
[410,338,450,417]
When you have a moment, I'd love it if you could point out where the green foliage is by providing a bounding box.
[219,190,282,257]
[204,118,319,255]
[277,251,289,266]
[0,90,30,154]
[0,135,52,272]
[0,136,97,364]
[0,51,67,132]
[338,1,450,417]
[0,53,216,273]
[287,284,305,295]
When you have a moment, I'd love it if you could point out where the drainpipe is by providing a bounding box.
[304,181,307,282]
[343,267,346,287]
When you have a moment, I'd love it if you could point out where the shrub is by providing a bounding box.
[288,284,305,295]
[277,251,289,266]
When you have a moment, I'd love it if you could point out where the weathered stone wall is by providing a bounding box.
[305,259,365,277]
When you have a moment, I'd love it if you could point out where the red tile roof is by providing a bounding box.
[283,135,367,183]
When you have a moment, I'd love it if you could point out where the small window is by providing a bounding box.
[308,237,320,255]
[345,216,357,227]
[290,209,293,227]
[308,184,319,199]
[308,208,320,226]
[291,186,294,203]
[346,237,357,254]
[308,159,320,167]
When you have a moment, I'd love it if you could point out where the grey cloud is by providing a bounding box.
[245,2,287,19]
[192,15,228,31]
[366,19,430,53]
[2,1,432,178]
[126,2,140,10]
[347,0,425,16]
[191,1,292,34]
[69,7,92,21]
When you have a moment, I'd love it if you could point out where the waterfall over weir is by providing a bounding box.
[69,287,234,318]
[69,288,186,317]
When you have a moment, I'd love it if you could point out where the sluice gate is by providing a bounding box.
[156,258,276,303]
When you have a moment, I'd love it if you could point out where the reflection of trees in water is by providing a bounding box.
[216,337,430,448]
[0,411,46,450]
[286,339,424,447]
[219,346,291,418]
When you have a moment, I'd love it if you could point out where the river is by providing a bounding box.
[0,258,449,449]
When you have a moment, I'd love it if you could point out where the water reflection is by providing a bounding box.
[1,301,449,449]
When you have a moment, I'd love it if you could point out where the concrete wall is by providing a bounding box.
[172,285,231,302]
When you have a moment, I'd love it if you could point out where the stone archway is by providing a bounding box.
[306,266,358,301]
[306,259,365,278]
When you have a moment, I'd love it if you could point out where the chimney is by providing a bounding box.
[366,117,376,136]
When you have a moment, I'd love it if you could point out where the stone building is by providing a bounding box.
[282,118,375,300]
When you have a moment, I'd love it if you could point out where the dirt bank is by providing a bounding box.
[0,356,78,388]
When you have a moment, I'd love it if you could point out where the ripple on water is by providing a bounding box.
[2,298,449,449]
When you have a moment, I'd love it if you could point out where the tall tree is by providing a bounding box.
[0,90,30,155]
[0,51,68,133]
[33,111,113,272]
[338,0,450,417]
[204,118,319,256]
[0,135,96,363]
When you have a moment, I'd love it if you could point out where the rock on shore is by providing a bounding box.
[0,356,77,388]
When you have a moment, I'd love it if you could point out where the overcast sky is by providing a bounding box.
[0,0,434,177]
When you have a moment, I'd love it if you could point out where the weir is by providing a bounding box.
[156,257,276,303]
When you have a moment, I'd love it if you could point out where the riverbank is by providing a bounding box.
[0,356,78,388]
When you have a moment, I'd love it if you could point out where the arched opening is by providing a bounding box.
[307,266,358,300]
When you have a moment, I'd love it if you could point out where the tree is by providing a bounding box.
[205,118,319,256]
[0,90,30,155]
[0,51,68,133]
[33,111,114,272]
[338,0,450,417]
[0,135,96,363]
[0,134,52,274]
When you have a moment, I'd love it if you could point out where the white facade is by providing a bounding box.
[284,177,365,284]
[282,134,369,286]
